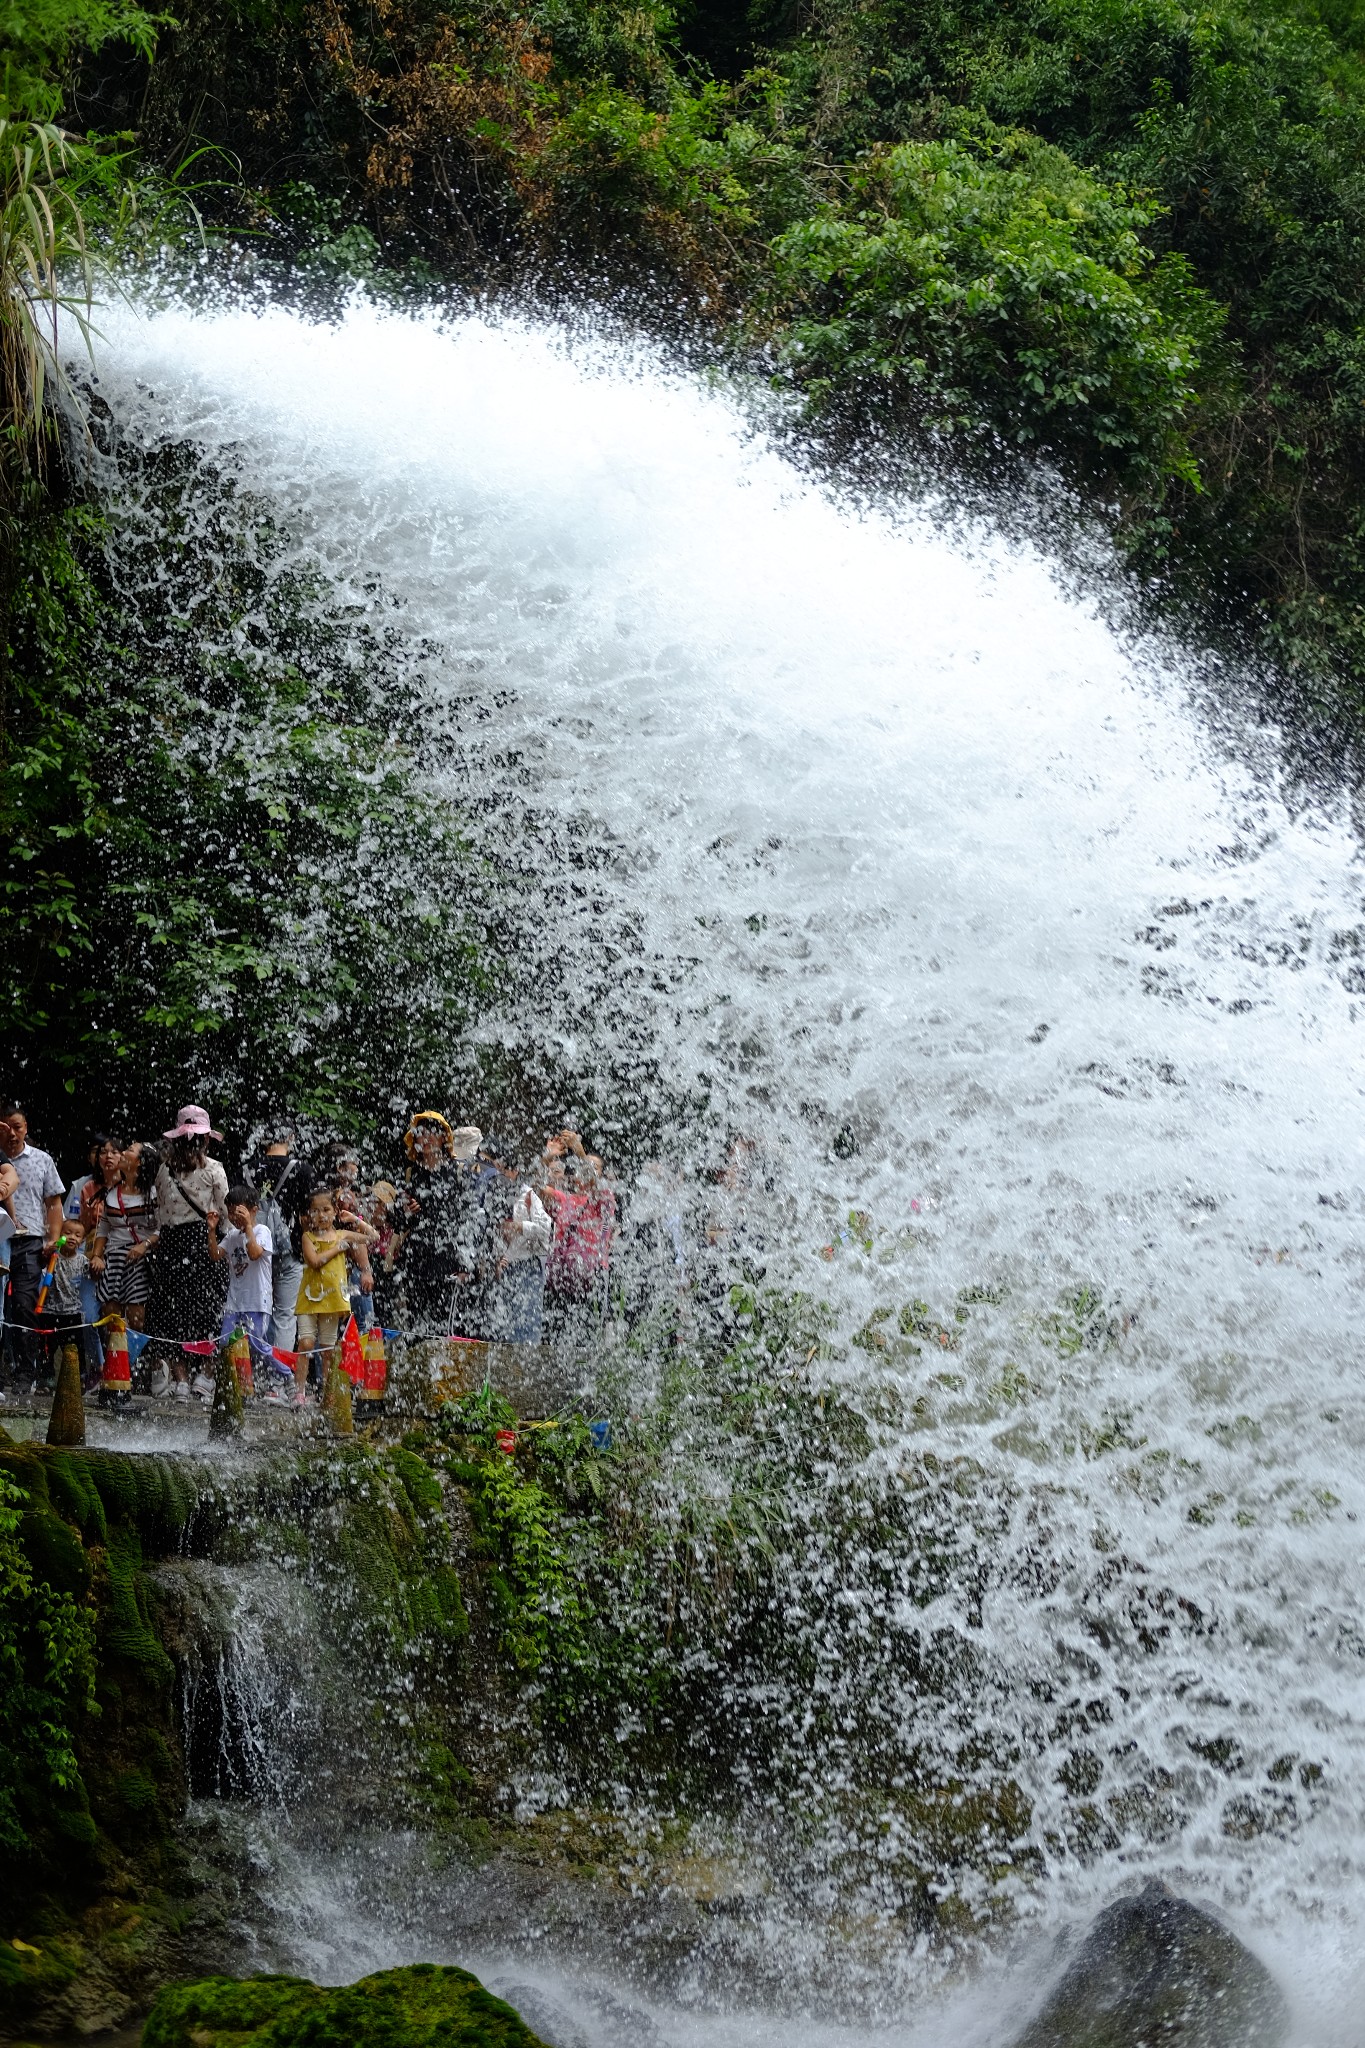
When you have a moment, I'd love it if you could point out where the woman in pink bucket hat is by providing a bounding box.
[146,1106,229,1399]
[163,1105,224,1144]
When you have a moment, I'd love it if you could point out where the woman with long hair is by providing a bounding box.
[89,1138,161,1334]
[63,1133,123,1381]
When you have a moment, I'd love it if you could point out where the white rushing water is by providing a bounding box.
[83,293,1365,2034]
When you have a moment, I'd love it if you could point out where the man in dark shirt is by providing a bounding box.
[400,1115,485,1335]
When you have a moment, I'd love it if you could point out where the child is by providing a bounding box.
[294,1190,366,1404]
[207,1184,275,1395]
[43,1218,90,1382]
[332,1160,378,1333]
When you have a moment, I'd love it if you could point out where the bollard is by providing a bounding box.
[228,1325,255,1399]
[208,1343,245,1439]
[321,1353,354,1435]
[101,1315,132,1408]
[47,1341,86,1446]
[356,1325,388,1412]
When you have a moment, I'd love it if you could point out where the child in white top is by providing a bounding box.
[207,1184,276,1377]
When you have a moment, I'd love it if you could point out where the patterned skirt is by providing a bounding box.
[96,1237,154,1309]
[149,1220,227,1343]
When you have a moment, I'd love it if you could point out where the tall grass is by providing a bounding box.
[0,118,99,485]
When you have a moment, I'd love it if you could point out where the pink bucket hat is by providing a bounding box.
[163,1104,224,1142]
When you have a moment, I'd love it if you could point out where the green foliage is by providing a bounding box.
[773,120,1220,489]
[2,449,490,1145]
[141,1964,552,2048]
[0,0,162,120]
[762,0,1365,694]
[442,1433,583,1674]
[131,0,1365,705]
[0,1471,97,1871]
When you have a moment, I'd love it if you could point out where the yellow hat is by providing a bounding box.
[404,1111,455,1159]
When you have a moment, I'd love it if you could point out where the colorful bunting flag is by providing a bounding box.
[340,1314,365,1384]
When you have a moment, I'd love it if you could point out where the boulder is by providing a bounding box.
[140,1963,552,2047]
[1012,1880,1288,2048]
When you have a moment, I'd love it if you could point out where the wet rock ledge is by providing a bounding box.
[1012,1880,1288,2048]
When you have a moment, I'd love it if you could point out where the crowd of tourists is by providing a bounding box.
[0,1100,638,1407]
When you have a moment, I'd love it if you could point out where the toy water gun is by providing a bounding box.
[34,1236,67,1316]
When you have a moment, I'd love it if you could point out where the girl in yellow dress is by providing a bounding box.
[293,1189,365,1404]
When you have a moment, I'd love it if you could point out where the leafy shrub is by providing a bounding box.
[3,443,489,1146]
[773,120,1220,488]
[0,1472,98,1874]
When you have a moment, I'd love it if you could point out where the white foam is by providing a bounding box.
[81,292,1365,1977]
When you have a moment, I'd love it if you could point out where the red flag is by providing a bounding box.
[272,1346,299,1368]
[340,1315,364,1383]
[181,1340,215,1356]
[495,1428,517,1458]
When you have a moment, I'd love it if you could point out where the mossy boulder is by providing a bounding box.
[1013,1880,1287,2048]
[141,1964,552,2047]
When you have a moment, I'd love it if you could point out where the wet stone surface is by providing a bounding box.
[1012,1880,1289,2048]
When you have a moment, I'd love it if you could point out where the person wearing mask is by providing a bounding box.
[0,1103,65,1389]
[150,1106,229,1399]
[400,1112,483,1336]
[251,1133,312,1352]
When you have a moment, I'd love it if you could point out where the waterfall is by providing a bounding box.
[82,291,1365,2035]
[156,1560,324,1811]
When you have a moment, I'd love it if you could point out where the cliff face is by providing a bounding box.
[0,1445,204,2036]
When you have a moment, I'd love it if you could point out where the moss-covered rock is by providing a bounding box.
[0,1447,213,2038]
[1012,1881,1288,2048]
[141,1964,551,2047]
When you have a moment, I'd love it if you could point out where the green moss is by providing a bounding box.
[114,1767,158,1814]
[99,1528,174,1682]
[389,1447,444,1520]
[0,1447,200,1550]
[17,1507,91,1600]
[141,1965,552,2047]
[0,1929,84,2021]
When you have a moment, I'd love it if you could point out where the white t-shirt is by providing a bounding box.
[221,1223,273,1315]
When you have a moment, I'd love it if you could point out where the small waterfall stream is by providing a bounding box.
[78,289,1365,2039]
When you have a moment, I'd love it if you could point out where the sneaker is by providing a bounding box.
[149,1363,172,1399]
[190,1371,215,1398]
[173,1380,191,1401]
[262,1385,293,1405]
[291,1390,312,1408]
